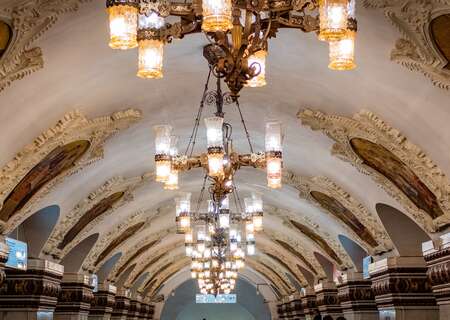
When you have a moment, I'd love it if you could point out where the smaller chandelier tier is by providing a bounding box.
[177,193,262,295]
[106,0,358,96]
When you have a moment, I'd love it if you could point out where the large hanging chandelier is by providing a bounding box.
[153,68,282,294]
[106,0,357,97]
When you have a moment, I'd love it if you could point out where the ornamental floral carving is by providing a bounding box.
[0,0,92,92]
[363,0,450,90]
[41,174,152,259]
[266,205,354,269]
[298,108,450,233]
[0,109,142,234]
[108,227,174,281]
[283,170,393,254]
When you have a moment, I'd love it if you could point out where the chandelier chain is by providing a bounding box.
[185,68,212,156]
[235,98,254,154]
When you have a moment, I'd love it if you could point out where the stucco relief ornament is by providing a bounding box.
[363,0,450,90]
[0,0,92,92]
[79,210,147,272]
[108,227,173,281]
[41,174,151,258]
[298,108,450,234]
[0,109,142,234]
[267,205,353,269]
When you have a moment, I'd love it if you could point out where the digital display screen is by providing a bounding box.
[196,294,237,304]
[5,237,28,270]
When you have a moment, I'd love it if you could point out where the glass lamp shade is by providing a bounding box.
[207,152,224,177]
[267,157,282,189]
[245,219,254,234]
[219,213,230,228]
[201,0,232,32]
[265,121,283,152]
[108,4,138,49]
[191,271,197,279]
[139,11,165,29]
[252,212,263,232]
[164,169,179,190]
[186,244,193,257]
[246,50,267,88]
[328,30,356,70]
[247,243,256,255]
[319,0,349,41]
[137,39,164,79]
[185,231,193,244]
[175,193,191,216]
[179,214,191,230]
[155,160,171,183]
[154,125,172,155]
[204,117,224,148]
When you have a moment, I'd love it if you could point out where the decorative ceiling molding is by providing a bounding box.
[363,0,450,89]
[258,243,308,287]
[246,259,291,296]
[108,228,174,281]
[298,108,450,233]
[124,240,184,289]
[265,205,354,269]
[283,171,393,254]
[42,174,152,259]
[255,256,296,293]
[263,228,326,279]
[144,255,190,295]
[0,109,142,234]
[0,0,92,92]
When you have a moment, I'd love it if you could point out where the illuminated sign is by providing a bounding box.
[363,256,373,279]
[196,294,236,304]
[5,237,27,270]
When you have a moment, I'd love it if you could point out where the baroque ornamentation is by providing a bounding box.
[298,108,450,233]
[267,205,353,269]
[42,174,152,259]
[283,170,393,254]
[0,0,92,92]
[363,0,450,90]
[0,109,142,234]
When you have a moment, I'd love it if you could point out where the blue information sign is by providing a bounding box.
[196,294,237,304]
[363,256,373,279]
[5,237,28,270]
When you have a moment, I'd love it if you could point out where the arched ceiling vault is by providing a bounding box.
[0,0,450,300]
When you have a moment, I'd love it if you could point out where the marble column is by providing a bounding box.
[0,236,8,287]
[88,283,116,320]
[55,273,94,320]
[126,294,142,320]
[111,289,131,320]
[423,232,450,320]
[300,287,319,320]
[369,256,439,320]
[337,271,378,320]
[314,280,343,318]
[0,258,64,320]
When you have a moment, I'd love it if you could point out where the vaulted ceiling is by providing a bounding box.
[0,0,450,312]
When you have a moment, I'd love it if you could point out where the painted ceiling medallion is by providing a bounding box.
[0,21,12,58]
[430,14,450,70]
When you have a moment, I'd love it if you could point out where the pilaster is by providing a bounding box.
[314,280,343,318]
[369,256,439,320]
[0,258,64,320]
[289,293,305,320]
[423,232,450,320]
[337,271,377,320]
[127,294,142,320]
[55,273,95,320]
[88,282,116,320]
[111,289,131,320]
[300,287,319,320]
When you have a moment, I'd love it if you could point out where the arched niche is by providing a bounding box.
[115,263,136,289]
[8,205,60,258]
[338,234,367,272]
[97,252,122,283]
[60,233,99,273]
[430,14,450,69]
[131,272,149,292]
[297,265,315,287]
[375,203,431,257]
[314,252,334,281]
[286,273,303,292]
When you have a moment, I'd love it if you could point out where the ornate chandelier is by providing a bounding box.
[106,0,357,97]
[152,69,282,294]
